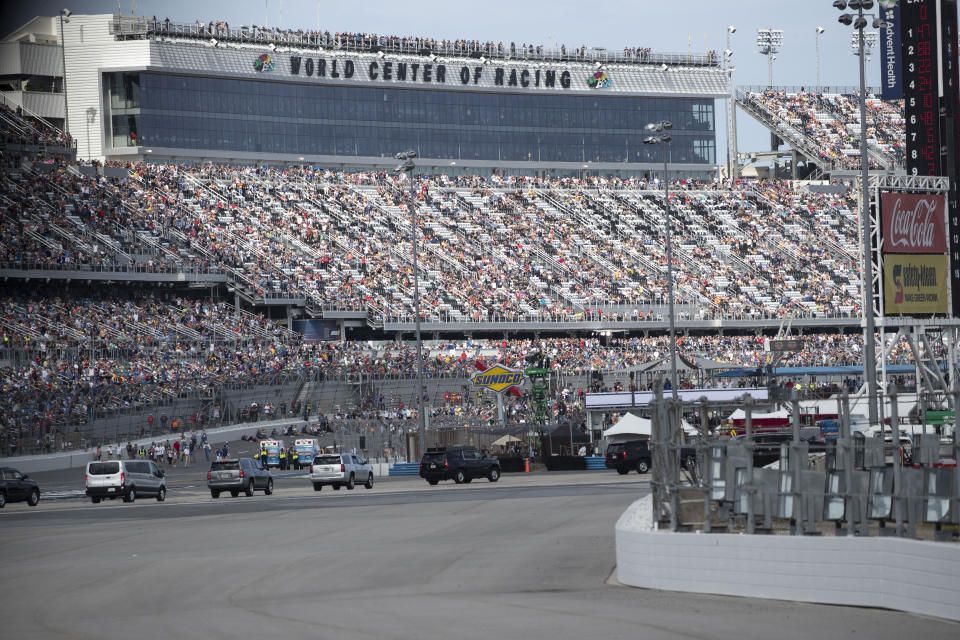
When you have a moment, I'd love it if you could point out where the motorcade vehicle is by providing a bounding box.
[85,460,166,503]
[605,440,653,474]
[605,439,700,474]
[207,457,274,498]
[293,438,320,469]
[0,467,41,508]
[419,446,500,485]
[310,453,373,491]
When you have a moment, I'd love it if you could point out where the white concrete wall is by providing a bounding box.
[616,497,960,622]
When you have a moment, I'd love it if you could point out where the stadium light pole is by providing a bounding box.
[395,150,427,458]
[644,122,678,396]
[725,25,737,181]
[816,26,825,87]
[835,0,887,428]
[59,9,71,135]
[756,28,783,88]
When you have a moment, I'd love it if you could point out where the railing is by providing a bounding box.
[111,14,721,68]
[0,91,75,149]
[0,261,225,276]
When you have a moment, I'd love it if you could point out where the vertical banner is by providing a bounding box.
[880,2,903,100]
[902,0,942,176]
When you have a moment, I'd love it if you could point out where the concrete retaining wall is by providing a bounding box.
[6,418,306,475]
[615,496,960,622]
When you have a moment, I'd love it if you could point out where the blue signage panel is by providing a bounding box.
[880,2,903,99]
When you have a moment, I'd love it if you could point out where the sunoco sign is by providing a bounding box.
[471,365,525,394]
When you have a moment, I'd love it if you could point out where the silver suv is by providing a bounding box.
[310,453,373,491]
[85,460,166,503]
[207,458,274,498]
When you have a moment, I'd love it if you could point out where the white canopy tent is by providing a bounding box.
[602,413,698,440]
[603,413,651,439]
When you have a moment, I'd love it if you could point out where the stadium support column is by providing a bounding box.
[395,150,427,458]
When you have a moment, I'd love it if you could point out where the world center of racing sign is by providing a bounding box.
[471,365,525,394]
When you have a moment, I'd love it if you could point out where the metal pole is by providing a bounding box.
[59,14,69,136]
[767,53,773,88]
[858,19,880,429]
[408,167,427,459]
[663,149,679,396]
[841,390,855,537]
[726,29,734,180]
[816,31,821,88]
[791,388,803,535]
[744,394,755,534]
[888,385,903,536]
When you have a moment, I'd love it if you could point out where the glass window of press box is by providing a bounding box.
[106,72,716,165]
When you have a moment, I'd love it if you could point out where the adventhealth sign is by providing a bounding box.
[471,365,525,394]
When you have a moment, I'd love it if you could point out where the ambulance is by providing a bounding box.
[293,438,320,469]
[260,439,284,467]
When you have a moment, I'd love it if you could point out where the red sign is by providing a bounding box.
[881,192,947,254]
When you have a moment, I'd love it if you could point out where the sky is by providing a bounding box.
[1,0,908,161]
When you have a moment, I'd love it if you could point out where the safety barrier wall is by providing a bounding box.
[616,496,960,622]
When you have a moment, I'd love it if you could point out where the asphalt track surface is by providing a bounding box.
[2,472,957,640]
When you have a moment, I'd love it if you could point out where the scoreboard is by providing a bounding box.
[899,0,960,315]
[901,0,941,176]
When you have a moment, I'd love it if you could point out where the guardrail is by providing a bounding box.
[111,15,720,68]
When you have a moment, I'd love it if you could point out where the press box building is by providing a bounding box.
[7,13,731,176]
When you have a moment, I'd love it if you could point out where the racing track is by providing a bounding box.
[2,474,956,639]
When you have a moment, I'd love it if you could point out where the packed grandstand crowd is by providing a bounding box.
[0,85,925,448]
[2,150,866,321]
[742,89,905,170]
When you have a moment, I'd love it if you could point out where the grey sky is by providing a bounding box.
[2,0,912,159]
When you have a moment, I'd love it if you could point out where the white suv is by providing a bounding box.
[85,460,167,503]
[310,453,373,491]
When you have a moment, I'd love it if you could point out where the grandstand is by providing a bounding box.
[736,87,905,179]
[0,13,934,460]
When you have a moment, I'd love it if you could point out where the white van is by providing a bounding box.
[85,460,167,504]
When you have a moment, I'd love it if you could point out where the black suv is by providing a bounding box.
[606,440,699,475]
[606,440,653,474]
[0,467,41,508]
[420,446,501,485]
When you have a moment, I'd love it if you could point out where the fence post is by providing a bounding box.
[887,385,904,537]
[841,390,855,537]
[790,388,803,535]
[744,393,755,534]
[699,396,711,532]
[668,395,680,532]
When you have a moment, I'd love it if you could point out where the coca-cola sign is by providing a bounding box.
[881,192,947,254]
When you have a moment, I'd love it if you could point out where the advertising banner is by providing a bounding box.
[880,1,903,100]
[880,192,947,253]
[883,254,949,315]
